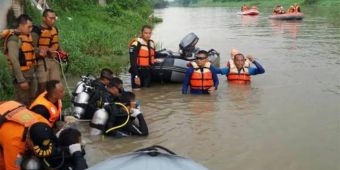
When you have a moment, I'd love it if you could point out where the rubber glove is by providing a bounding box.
[69,143,82,155]
[130,108,141,118]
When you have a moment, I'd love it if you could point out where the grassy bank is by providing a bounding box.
[0,0,155,100]
[35,0,153,74]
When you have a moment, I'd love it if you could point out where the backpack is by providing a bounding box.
[0,29,15,54]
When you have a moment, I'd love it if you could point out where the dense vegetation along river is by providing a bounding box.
[79,7,340,170]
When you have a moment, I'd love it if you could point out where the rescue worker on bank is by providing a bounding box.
[0,101,87,170]
[32,9,65,95]
[182,50,219,95]
[3,14,36,106]
[129,25,156,90]
[30,80,64,127]
[0,100,54,170]
[217,53,265,84]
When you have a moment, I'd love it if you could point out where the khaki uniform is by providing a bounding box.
[31,25,61,95]
[35,57,60,82]
[6,35,36,106]
[32,25,61,84]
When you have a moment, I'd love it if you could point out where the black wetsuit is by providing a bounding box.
[105,106,148,137]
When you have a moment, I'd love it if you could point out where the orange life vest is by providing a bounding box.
[190,62,214,90]
[4,31,36,71]
[0,101,50,128]
[133,37,155,67]
[293,6,300,13]
[29,91,62,126]
[227,66,251,84]
[0,101,52,166]
[36,26,59,54]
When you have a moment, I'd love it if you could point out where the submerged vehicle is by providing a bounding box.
[151,32,220,83]
[269,12,304,20]
[88,145,210,170]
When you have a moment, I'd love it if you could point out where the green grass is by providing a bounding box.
[1,0,157,100]
[44,0,154,75]
[0,54,14,100]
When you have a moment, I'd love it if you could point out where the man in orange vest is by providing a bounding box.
[129,25,156,90]
[218,53,265,84]
[4,14,36,106]
[30,80,64,127]
[0,100,88,170]
[182,50,219,94]
[241,4,249,11]
[32,9,64,95]
[0,101,54,170]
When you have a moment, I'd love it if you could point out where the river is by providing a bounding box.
[80,6,340,170]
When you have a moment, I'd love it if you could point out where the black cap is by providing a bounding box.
[195,50,209,59]
[29,122,53,157]
[58,127,81,146]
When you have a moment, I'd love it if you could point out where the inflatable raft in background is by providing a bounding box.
[269,12,304,20]
[88,145,210,170]
[237,8,260,16]
[152,32,220,83]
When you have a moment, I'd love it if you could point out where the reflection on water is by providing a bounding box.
[240,15,259,27]
[270,20,302,38]
[79,6,340,170]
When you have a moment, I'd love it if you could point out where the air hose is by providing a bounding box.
[104,102,130,134]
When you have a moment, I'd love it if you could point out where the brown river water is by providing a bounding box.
[72,6,340,170]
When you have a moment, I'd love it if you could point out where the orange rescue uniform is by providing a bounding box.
[30,91,62,126]
[0,101,50,170]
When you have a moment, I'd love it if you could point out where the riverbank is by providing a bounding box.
[0,0,155,100]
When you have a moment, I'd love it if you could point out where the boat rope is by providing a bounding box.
[54,51,72,98]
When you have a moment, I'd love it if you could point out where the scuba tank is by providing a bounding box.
[90,108,109,135]
[21,155,41,170]
[72,75,95,119]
